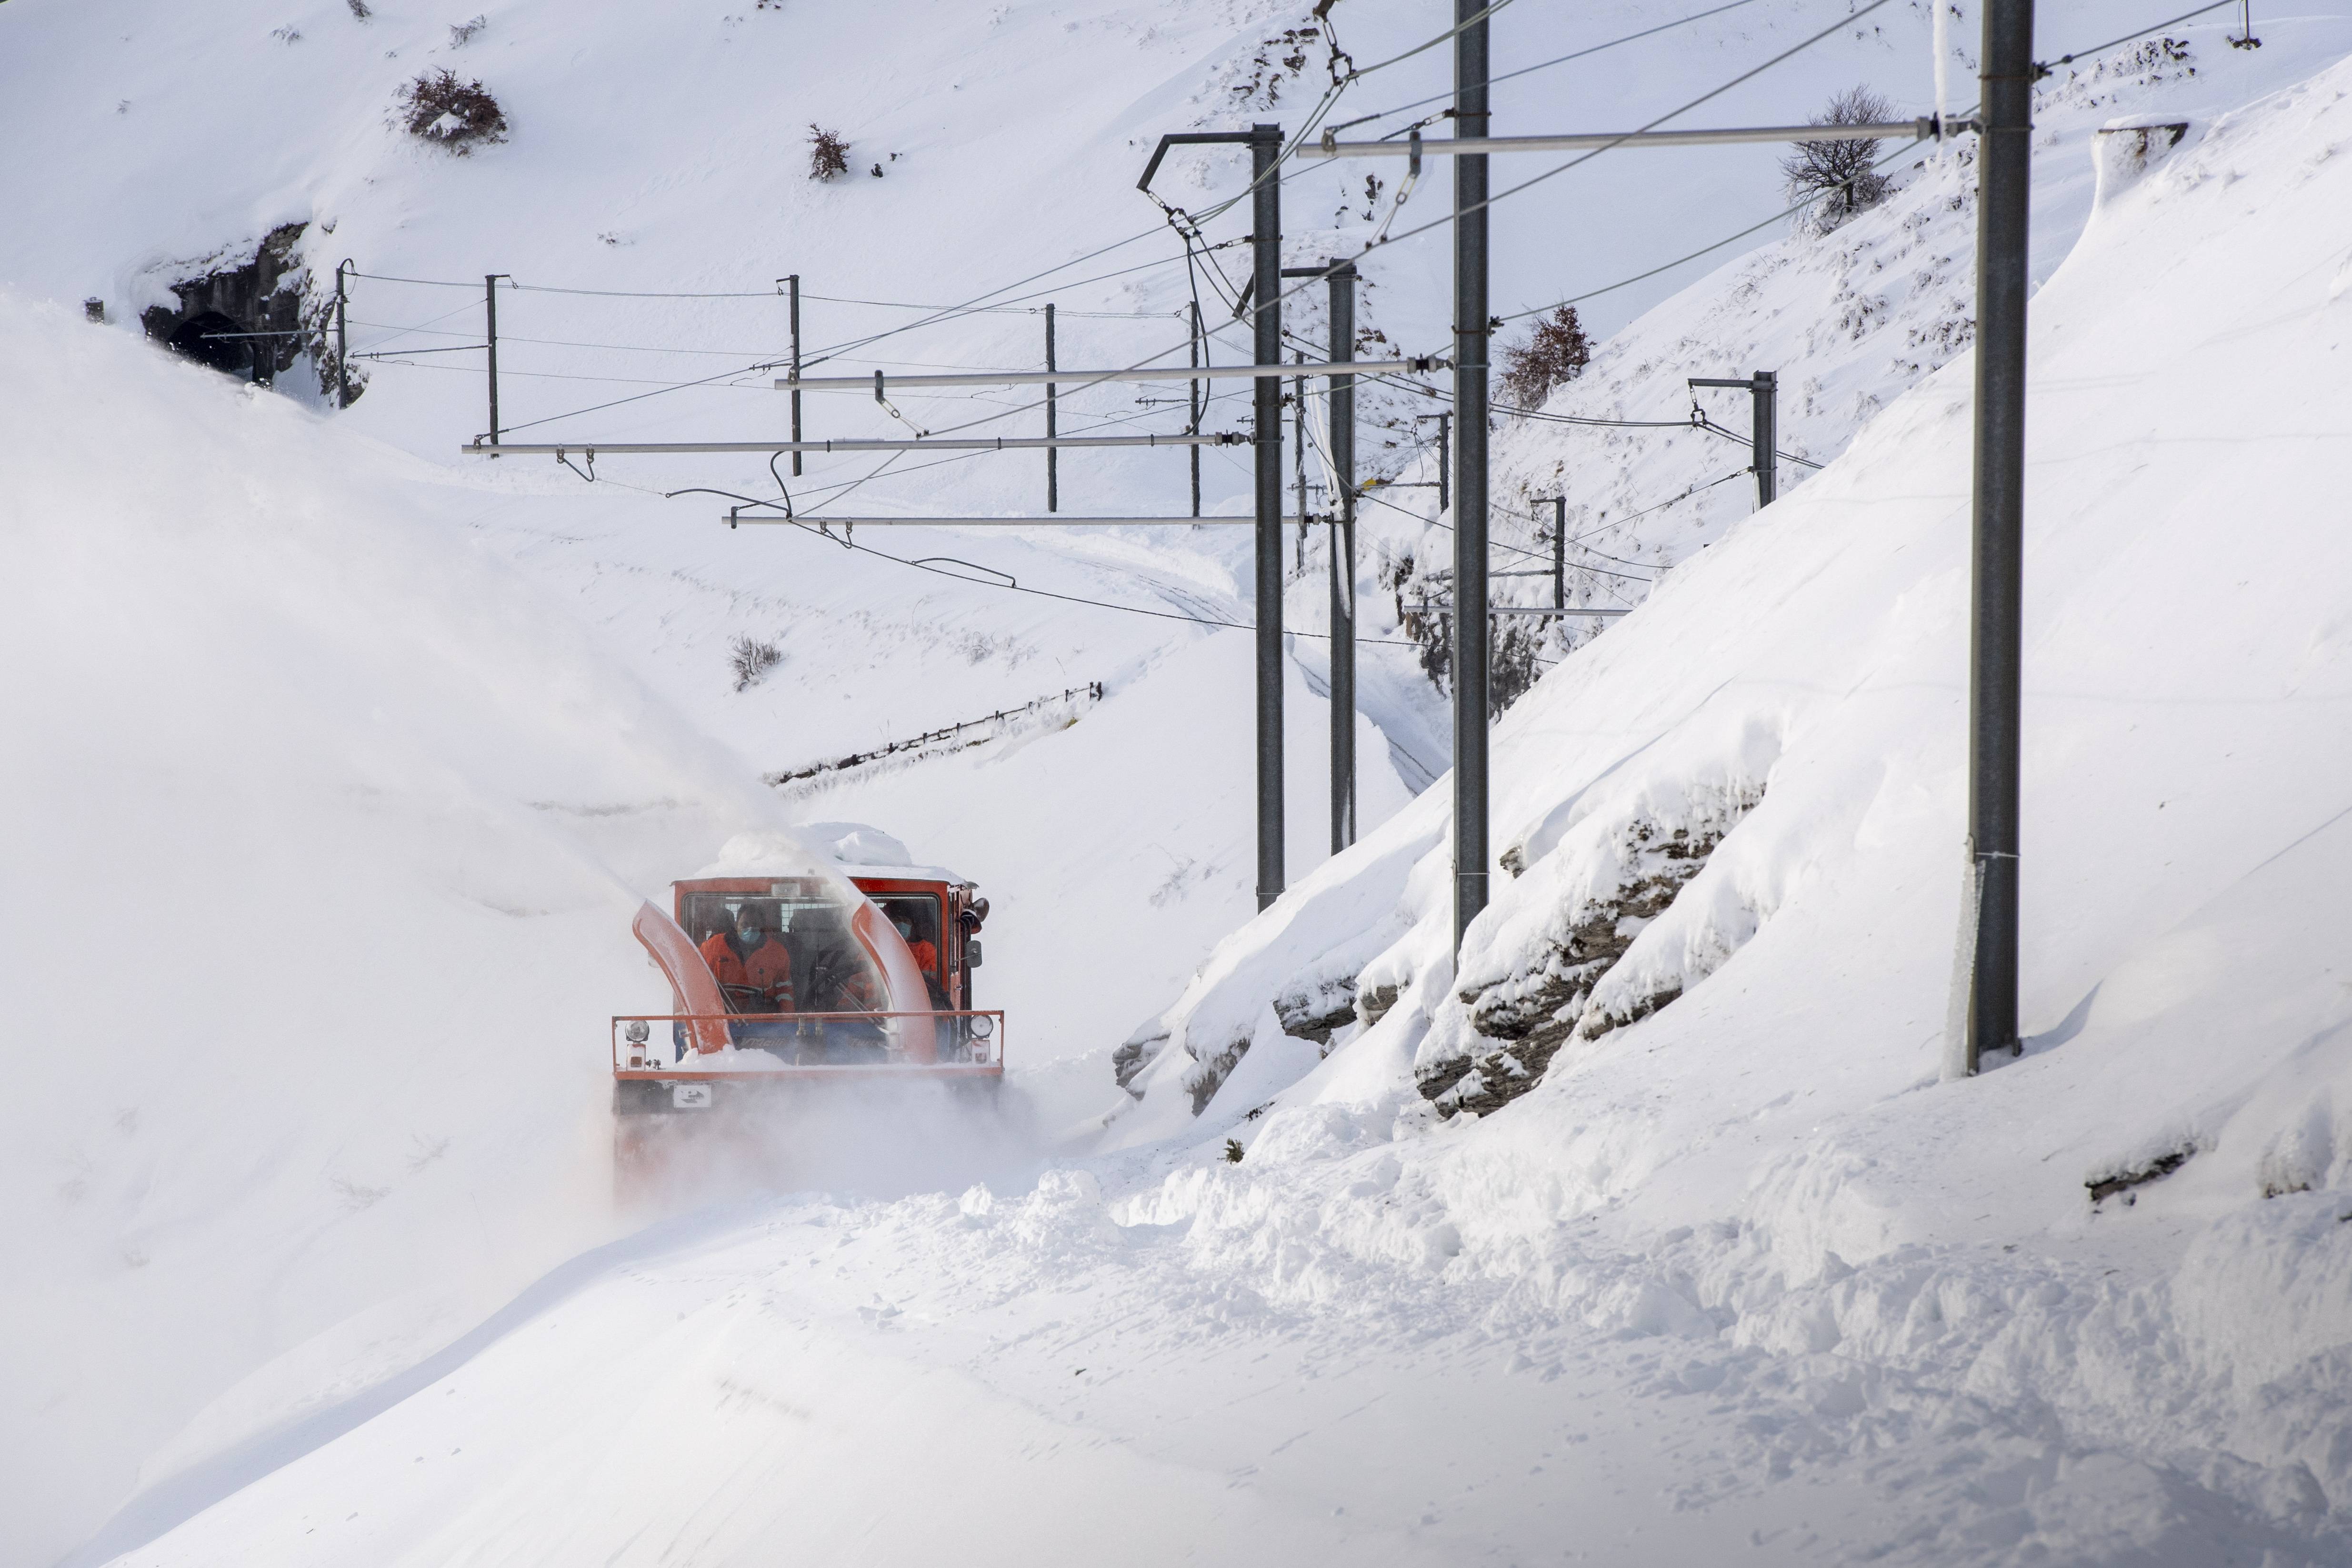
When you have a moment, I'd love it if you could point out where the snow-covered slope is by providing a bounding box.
[1094,41,2352,1558]
[1123,10,2352,1114]
[8,0,2352,1563]
[0,290,833,1559]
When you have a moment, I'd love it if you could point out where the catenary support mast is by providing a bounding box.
[787,274,803,476]
[1964,0,2035,1074]
[1327,264,1358,851]
[1046,302,1059,512]
[484,273,507,448]
[1451,0,1491,954]
[1134,122,1286,909]
[1251,122,1286,910]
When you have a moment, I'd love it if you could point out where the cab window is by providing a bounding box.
[874,895,944,975]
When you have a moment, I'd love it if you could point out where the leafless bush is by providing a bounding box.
[346,0,372,18]
[809,126,850,181]
[730,636,782,691]
[1497,305,1591,412]
[1782,87,1896,232]
[448,14,487,47]
[398,70,509,151]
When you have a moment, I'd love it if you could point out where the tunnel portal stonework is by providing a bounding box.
[140,223,319,389]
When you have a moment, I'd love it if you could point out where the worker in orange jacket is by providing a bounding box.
[893,915,939,978]
[891,914,953,1009]
[700,903,795,1014]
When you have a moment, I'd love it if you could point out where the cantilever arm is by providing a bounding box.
[1138,129,1260,192]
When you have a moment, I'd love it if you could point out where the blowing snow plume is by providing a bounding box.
[0,289,808,1563]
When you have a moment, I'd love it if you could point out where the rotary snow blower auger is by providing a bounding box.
[612,867,999,1192]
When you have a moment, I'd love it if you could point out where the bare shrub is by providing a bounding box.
[398,70,509,151]
[730,636,782,691]
[448,14,487,47]
[809,126,850,181]
[346,0,372,17]
[1497,305,1591,412]
[1782,87,1896,232]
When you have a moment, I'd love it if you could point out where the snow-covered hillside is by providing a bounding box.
[7,0,2352,1563]
[1102,34,2352,1561]
[0,291,812,1558]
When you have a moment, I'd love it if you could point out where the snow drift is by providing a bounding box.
[0,292,818,1562]
[1101,41,2352,1559]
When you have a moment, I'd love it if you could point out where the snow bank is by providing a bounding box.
[0,292,796,1562]
[1101,42,2352,1556]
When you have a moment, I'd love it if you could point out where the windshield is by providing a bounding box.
[681,886,889,1014]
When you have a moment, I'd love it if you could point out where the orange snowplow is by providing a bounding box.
[613,870,1001,1178]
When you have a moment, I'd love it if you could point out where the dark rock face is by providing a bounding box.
[1274,974,1359,1048]
[1112,1024,1169,1099]
[141,224,321,389]
[1420,794,1761,1119]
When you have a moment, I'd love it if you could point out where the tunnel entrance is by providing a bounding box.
[165,311,250,375]
[138,223,356,400]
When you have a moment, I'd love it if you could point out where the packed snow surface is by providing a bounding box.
[5,0,2352,1564]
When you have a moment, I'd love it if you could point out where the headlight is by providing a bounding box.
[969,1015,995,1039]
[624,1020,650,1044]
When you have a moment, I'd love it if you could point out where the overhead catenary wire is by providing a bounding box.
[1692,411,1823,467]
[362,4,2217,459]
[337,0,1898,430]
[2040,0,2237,74]
[755,513,1425,646]
[1342,0,1902,294]
[1326,0,1769,134]
[352,269,1174,314]
[349,4,1807,437]
[1490,0,2239,331]
[1350,480,1661,584]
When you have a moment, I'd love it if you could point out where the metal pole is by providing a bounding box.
[1329,265,1358,852]
[1965,0,2034,1073]
[1189,300,1203,518]
[1451,0,1491,955]
[484,274,499,440]
[334,260,351,409]
[788,274,803,477]
[1293,350,1307,573]
[465,431,1244,456]
[1436,412,1451,515]
[778,358,1429,392]
[1252,121,1285,911]
[719,514,1305,527]
[1552,496,1565,610]
[1752,370,1778,509]
[1306,118,1939,159]
[1046,301,1058,512]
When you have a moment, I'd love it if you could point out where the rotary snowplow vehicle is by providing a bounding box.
[612,862,1000,1178]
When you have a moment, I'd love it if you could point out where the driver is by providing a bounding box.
[699,902,795,1014]
[893,914,939,977]
[892,914,951,1009]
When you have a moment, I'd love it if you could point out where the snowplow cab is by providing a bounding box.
[612,868,1000,1154]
